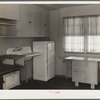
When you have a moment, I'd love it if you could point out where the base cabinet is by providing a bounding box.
[72,60,98,89]
[3,71,20,89]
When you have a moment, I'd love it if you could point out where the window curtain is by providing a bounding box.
[64,17,84,52]
[87,16,100,52]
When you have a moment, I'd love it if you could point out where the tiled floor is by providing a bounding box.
[13,77,100,90]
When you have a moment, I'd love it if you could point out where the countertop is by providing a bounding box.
[65,56,100,62]
[0,64,23,76]
[0,54,25,60]
[0,52,42,60]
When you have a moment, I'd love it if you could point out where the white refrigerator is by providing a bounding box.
[33,41,55,81]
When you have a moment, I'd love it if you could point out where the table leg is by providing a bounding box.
[91,84,95,89]
[25,64,28,83]
[66,60,68,79]
[75,81,79,87]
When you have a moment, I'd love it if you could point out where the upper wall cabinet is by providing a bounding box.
[0,4,20,20]
[16,5,33,37]
[16,5,49,37]
[30,6,49,37]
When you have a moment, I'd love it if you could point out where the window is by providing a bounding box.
[64,17,84,52]
[63,15,100,53]
[87,16,100,53]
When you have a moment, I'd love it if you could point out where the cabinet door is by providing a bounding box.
[30,6,49,37]
[17,5,49,37]
[17,5,32,37]
[40,9,49,37]
[86,61,98,84]
[0,4,20,20]
[30,6,41,37]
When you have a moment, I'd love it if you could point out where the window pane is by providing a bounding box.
[65,43,71,51]
[65,36,71,44]
[96,36,100,43]
[78,44,84,52]
[88,36,94,43]
[88,43,93,52]
[88,36,100,53]
[65,36,84,52]
[95,43,100,52]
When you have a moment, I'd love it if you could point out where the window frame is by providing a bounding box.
[63,15,100,54]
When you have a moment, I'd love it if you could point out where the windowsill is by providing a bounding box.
[64,51,85,54]
[64,51,100,54]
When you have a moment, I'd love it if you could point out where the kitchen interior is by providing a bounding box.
[0,4,100,90]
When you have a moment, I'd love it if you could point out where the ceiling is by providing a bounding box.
[35,4,91,10]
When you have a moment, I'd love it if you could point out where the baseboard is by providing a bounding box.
[20,77,33,84]
[55,75,72,80]
[55,75,66,78]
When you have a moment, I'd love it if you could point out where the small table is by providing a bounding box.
[65,56,100,89]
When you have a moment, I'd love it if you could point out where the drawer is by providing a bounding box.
[72,65,85,72]
[72,71,86,82]
[72,60,86,66]
[3,71,20,89]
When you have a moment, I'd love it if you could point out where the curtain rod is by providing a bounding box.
[63,15,99,19]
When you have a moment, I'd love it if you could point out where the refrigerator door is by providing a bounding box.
[47,42,55,80]
[48,41,55,52]
[33,42,48,81]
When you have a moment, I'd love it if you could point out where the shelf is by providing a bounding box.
[0,23,15,26]
[0,36,16,37]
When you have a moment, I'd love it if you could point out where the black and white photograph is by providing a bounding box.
[0,3,100,90]
[0,2,100,99]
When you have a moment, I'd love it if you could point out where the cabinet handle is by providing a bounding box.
[29,21,31,24]
[45,24,47,26]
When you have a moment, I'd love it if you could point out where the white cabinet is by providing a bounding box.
[31,6,49,37]
[72,60,98,89]
[16,5,33,37]
[86,62,98,85]
[3,71,20,89]
[38,8,49,37]
[0,4,20,20]
[16,5,49,37]
[30,6,41,37]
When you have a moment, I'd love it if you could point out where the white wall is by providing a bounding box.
[50,10,67,76]
[61,5,100,17]
[50,4,100,76]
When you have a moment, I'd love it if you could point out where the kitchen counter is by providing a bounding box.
[0,52,42,60]
[65,56,100,61]
[0,64,23,76]
[0,54,25,60]
[65,56,100,89]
